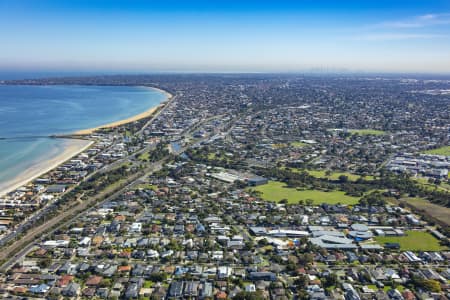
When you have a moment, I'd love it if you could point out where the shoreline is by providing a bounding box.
[0,139,93,198]
[0,85,171,198]
[73,86,172,135]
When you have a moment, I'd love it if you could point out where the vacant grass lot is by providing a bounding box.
[423,145,450,156]
[401,197,450,227]
[349,129,386,135]
[374,230,447,251]
[249,181,360,205]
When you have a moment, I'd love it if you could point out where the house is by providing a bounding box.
[249,271,277,281]
[46,184,67,193]
[169,281,184,298]
[199,281,213,299]
[184,281,200,297]
[61,282,80,297]
[247,177,268,186]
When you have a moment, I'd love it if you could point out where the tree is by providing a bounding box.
[294,274,308,289]
[233,291,265,300]
[322,272,338,288]
[38,257,52,268]
[338,175,349,183]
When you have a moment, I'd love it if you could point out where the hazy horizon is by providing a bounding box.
[1,0,450,74]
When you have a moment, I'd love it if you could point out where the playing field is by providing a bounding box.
[290,141,307,148]
[374,230,447,251]
[249,181,360,205]
[348,129,386,136]
[423,145,450,156]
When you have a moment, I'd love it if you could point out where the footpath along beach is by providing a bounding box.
[0,86,172,197]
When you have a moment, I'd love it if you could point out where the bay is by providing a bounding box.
[0,84,167,194]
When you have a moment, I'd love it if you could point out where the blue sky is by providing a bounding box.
[1,0,449,73]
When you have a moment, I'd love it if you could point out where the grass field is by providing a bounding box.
[374,230,447,251]
[423,145,450,156]
[401,197,450,227]
[290,141,307,148]
[249,181,360,205]
[413,177,450,192]
[136,183,157,190]
[348,129,386,136]
[138,152,150,161]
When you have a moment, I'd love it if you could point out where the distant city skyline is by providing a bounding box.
[1,0,450,73]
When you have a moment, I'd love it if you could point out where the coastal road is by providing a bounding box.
[137,92,179,136]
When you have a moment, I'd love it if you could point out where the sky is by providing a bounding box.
[0,0,450,73]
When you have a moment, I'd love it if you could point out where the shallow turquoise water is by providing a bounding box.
[0,85,166,187]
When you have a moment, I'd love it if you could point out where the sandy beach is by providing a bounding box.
[0,86,171,197]
[74,87,172,135]
[0,139,93,197]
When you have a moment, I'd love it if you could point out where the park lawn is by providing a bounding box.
[249,181,360,205]
[290,141,307,148]
[413,177,450,192]
[348,129,386,136]
[138,152,150,161]
[423,145,450,156]
[374,230,447,251]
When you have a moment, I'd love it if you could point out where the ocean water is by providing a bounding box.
[0,85,166,188]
